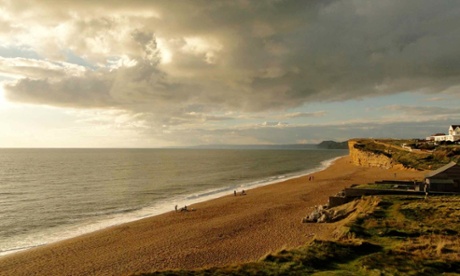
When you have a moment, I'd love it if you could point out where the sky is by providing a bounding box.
[1,0,460,148]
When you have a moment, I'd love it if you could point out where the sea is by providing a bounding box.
[0,147,347,256]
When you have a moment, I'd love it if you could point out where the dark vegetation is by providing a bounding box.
[317,140,349,149]
[137,196,460,275]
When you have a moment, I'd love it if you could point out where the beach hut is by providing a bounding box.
[425,162,460,193]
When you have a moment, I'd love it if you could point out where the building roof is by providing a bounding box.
[425,161,460,178]
[450,125,460,129]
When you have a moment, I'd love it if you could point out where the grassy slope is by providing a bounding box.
[138,196,460,275]
[352,139,460,170]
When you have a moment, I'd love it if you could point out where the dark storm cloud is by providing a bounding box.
[3,0,460,119]
[383,105,460,117]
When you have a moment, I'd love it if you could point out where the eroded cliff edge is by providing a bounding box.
[348,139,404,169]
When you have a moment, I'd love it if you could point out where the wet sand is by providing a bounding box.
[0,156,425,275]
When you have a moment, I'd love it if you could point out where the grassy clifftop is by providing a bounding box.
[350,139,460,170]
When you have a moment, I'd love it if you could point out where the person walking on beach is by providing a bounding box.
[424,182,430,199]
[234,190,237,196]
[175,205,178,212]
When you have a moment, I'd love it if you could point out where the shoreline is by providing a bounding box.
[0,156,426,275]
[181,154,346,205]
[0,154,346,258]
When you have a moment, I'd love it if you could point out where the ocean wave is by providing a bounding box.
[185,186,233,200]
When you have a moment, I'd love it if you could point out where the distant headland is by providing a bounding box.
[189,141,349,150]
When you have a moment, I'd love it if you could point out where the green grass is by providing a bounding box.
[352,183,396,189]
[136,196,460,275]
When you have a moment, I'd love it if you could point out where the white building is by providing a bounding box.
[427,125,460,142]
[448,125,460,140]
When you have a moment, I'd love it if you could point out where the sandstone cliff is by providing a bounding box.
[348,139,399,169]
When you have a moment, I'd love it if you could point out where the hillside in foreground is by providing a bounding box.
[139,196,460,275]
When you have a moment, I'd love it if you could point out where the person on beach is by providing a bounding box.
[234,190,237,196]
[175,205,178,212]
[424,182,430,199]
[241,190,246,195]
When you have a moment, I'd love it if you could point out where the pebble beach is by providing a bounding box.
[0,156,426,275]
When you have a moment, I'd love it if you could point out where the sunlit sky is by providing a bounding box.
[1,0,460,148]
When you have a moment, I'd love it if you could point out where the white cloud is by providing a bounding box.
[2,0,460,146]
[260,121,289,127]
[0,57,87,79]
[284,111,326,119]
[181,36,222,64]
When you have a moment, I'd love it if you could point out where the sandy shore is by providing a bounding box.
[0,156,425,275]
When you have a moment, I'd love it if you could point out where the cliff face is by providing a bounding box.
[348,140,397,169]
